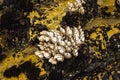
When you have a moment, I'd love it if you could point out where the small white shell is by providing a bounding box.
[76,39,81,45]
[47,32,54,37]
[42,51,51,59]
[64,53,72,59]
[72,49,79,57]
[49,44,54,49]
[66,26,72,36]
[65,41,71,47]
[49,57,57,64]
[79,7,84,15]
[51,52,56,56]
[81,36,85,42]
[44,36,50,42]
[73,27,79,35]
[68,2,74,8]
[58,47,65,54]
[38,53,44,58]
[59,41,65,46]
[35,51,41,55]
[38,44,44,50]
[51,37,57,43]
[38,36,45,41]
[117,0,120,5]
[40,31,48,35]
[35,51,44,58]
[59,27,65,34]
[54,54,64,62]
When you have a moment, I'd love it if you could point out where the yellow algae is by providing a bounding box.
[85,18,120,30]
[83,76,87,80]
[106,65,112,71]
[95,52,102,59]
[18,73,28,80]
[99,33,104,40]
[27,0,75,29]
[90,33,97,39]
[1,77,17,80]
[97,73,103,80]
[96,27,102,32]
[29,27,38,41]
[27,10,40,25]
[109,75,113,80]
[97,0,115,12]
[40,68,47,76]
[107,26,120,38]
[0,47,46,79]
[101,42,105,50]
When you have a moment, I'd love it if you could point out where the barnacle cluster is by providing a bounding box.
[35,25,85,64]
[67,0,85,14]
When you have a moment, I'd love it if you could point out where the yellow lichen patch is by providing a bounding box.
[90,27,107,50]
[1,73,28,80]
[18,73,28,80]
[90,32,97,39]
[85,18,120,30]
[29,27,38,41]
[40,68,47,76]
[0,46,46,79]
[109,75,113,80]
[96,73,103,80]
[95,52,103,59]
[97,0,115,13]
[83,76,88,80]
[107,26,120,39]
[27,0,75,29]
[27,10,40,25]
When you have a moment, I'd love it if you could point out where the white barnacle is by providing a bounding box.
[79,6,85,15]
[44,36,50,42]
[51,37,57,43]
[35,51,44,58]
[117,0,120,5]
[38,44,44,50]
[42,51,51,59]
[66,41,71,46]
[40,30,48,35]
[47,32,54,37]
[58,46,65,54]
[59,27,65,34]
[38,36,45,41]
[81,35,85,42]
[67,2,74,10]
[76,39,82,45]
[49,44,54,49]
[58,41,65,46]
[66,46,72,52]
[57,35,62,41]
[49,57,57,64]
[72,49,79,57]
[64,53,72,59]
[66,26,72,36]
[54,54,64,62]
[73,27,79,35]
[81,0,86,4]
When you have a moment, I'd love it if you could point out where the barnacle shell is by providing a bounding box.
[67,0,85,14]
[35,25,85,64]
[117,0,120,5]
